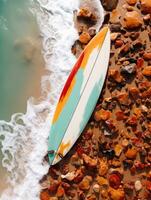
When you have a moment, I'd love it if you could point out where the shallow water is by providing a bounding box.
[0,0,45,121]
[0,0,45,195]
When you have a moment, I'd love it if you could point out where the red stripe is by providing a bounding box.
[59,52,84,100]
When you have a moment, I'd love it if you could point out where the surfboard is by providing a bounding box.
[48,26,110,165]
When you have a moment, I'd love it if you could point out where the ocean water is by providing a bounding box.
[0,0,104,199]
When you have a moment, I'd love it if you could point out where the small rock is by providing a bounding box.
[111,33,121,41]
[137,57,144,68]
[142,66,151,76]
[93,184,100,193]
[122,139,129,147]
[115,39,124,48]
[129,87,139,98]
[49,197,58,200]
[115,144,123,157]
[77,8,92,18]
[99,158,108,176]
[57,185,65,198]
[143,14,151,22]
[121,63,136,74]
[94,109,111,121]
[108,187,125,200]
[101,0,118,11]
[123,11,142,29]
[82,153,97,167]
[88,27,96,37]
[140,0,151,14]
[96,176,108,186]
[127,0,137,5]
[40,191,50,200]
[79,176,92,190]
[116,92,131,106]
[125,148,137,159]
[143,52,151,60]
[109,69,123,83]
[79,32,91,44]
[61,171,76,181]
[109,172,122,189]
[135,180,142,191]
[110,23,122,32]
[126,115,137,126]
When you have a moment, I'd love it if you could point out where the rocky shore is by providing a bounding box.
[40,0,151,199]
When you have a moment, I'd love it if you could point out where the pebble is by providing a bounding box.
[110,23,122,32]
[143,52,151,60]
[77,8,92,18]
[115,39,124,48]
[101,0,118,11]
[57,185,65,197]
[123,11,142,29]
[79,176,92,190]
[108,187,125,200]
[121,63,136,74]
[140,0,151,14]
[94,109,111,121]
[109,68,123,83]
[125,148,137,159]
[96,176,108,186]
[79,32,91,44]
[93,184,100,193]
[82,153,98,167]
[142,66,151,76]
[115,144,123,157]
[111,32,121,41]
[99,159,108,176]
[126,0,137,5]
[109,173,122,189]
[135,180,142,191]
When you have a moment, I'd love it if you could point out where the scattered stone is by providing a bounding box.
[79,176,92,190]
[109,172,122,189]
[121,63,136,74]
[135,180,142,191]
[56,185,65,198]
[143,14,151,23]
[99,158,108,176]
[94,109,111,121]
[143,52,151,60]
[115,144,123,157]
[108,187,125,200]
[129,87,139,98]
[127,0,137,5]
[79,32,91,44]
[140,0,151,14]
[110,23,122,32]
[109,68,123,83]
[93,183,100,193]
[123,11,142,29]
[115,39,124,48]
[82,154,97,167]
[142,66,151,76]
[125,148,137,159]
[88,27,96,37]
[96,176,108,186]
[77,8,92,18]
[111,33,121,41]
[101,0,119,11]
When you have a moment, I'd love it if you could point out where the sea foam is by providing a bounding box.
[0,0,104,199]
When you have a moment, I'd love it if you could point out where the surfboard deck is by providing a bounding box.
[48,27,110,165]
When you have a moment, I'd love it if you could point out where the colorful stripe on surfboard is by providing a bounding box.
[48,27,110,165]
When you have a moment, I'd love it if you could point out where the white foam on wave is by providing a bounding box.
[0,0,104,199]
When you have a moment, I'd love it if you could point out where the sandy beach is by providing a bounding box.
[40,0,151,199]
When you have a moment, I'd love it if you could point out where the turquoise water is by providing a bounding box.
[0,0,44,121]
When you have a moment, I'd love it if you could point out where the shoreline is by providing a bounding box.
[40,0,151,199]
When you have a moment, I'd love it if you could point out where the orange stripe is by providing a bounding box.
[52,27,108,124]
